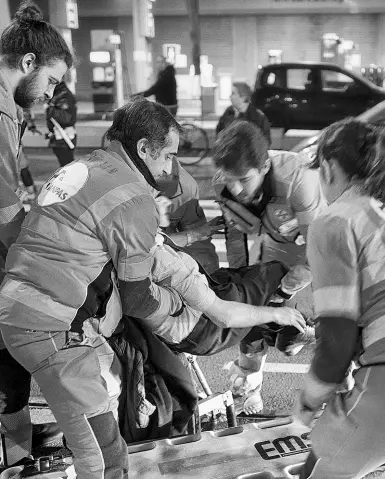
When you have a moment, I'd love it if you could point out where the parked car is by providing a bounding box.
[252,62,385,130]
[291,99,385,159]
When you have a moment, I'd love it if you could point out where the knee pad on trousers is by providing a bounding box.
[87,411,129,477]
[0,349,31,414]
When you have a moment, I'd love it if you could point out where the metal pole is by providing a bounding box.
[114,46,125,108]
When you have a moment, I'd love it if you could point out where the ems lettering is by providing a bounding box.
[255,434,311,460]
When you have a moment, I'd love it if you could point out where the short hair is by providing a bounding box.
[106,98,183,155]
[212,120,269,174]
[1,1,73,69]
[233,82,252,102]
[315,117,385,202]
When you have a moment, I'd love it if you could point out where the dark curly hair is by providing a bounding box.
[1,1,73,69]
[212,120,269,174]
[314,117,385,201]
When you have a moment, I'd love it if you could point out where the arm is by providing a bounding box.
[46,91,76,128]
[142,75,165,98]
[202,295,306,331]
[299,216,360,415]
[168,199,222,246]
[277,164,326,298]
[290,165,325,241]
[0,113,21,192]
[104,195,185,321]
[216,107,233,136]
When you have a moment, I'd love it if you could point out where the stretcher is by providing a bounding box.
[0,417,309,478]
[127,416,309,479]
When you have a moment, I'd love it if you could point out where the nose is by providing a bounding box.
[44,85,55,101]
[164,157,173,175]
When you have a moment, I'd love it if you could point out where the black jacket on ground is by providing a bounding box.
[142,65,177,107]
[108,318,198,444]
[216,104,271,145]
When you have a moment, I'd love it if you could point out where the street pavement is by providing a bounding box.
[25,146,314,423]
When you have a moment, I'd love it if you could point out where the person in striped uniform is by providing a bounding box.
[211,121,325,415]
[297,118,385,478]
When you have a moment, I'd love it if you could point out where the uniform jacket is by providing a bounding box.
[0,141,184,334]
[0,69,26,287]
[213,151,324,268]
[0,68,25,192]
[163,161,219,274]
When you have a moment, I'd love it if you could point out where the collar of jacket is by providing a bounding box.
[105,140,160,199]
[0,68,25,124]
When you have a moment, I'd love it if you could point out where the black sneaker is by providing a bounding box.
[32,422,63,450]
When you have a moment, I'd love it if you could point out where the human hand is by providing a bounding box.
[294,390,319,428]
[272,307,306,333]
[219,198,260,235]
[187,220,224,243]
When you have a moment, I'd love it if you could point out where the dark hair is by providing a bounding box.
[315,117,385,201]
[212,120,269,174]
[233,82,252,102]
[1,1,73,69]
[106,98,182,155]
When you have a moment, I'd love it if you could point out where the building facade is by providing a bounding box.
[5,0,385,110]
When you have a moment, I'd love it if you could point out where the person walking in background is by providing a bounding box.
[46,73,77,167]
[140,55,178,116]
[216,81,271,145]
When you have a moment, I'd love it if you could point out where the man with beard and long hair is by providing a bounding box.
[0,0,72,468]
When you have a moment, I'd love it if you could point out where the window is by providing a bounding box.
[262,69,285,88]
[287,69,313,91]
[321,70,354,92]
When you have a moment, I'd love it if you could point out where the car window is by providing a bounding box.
[321,70,354,92]
[287,69,313,90]
[261,69,285,88]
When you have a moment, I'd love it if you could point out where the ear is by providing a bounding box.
[137,138,148,160]
[320,159,333,185]
[20,53,36,74]
[261,158,271,175]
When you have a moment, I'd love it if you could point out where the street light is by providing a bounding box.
[109,33,124,108]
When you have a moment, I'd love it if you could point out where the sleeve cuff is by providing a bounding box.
[302,368,338,409]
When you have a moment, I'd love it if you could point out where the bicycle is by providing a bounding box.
[177,119,210,166]
[101,118,210,166]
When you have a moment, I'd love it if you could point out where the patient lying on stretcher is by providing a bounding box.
[135,232,310,356]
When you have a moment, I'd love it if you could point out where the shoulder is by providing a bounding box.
[178,164,199,199]
[308,206,355,256]
[270,150,310,184]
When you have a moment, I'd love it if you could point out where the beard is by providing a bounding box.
[14,69,42,108]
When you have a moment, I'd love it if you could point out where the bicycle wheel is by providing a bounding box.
[101,129,110,149]
[178,123,209,165]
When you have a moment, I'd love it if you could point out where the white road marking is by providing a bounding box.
[264,362,310,374]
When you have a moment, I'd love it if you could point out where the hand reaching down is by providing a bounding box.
[272,307,306,333]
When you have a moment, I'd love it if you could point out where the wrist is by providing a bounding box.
[185,231,192,246]
[275,287,293,301]
[300,390,319,412]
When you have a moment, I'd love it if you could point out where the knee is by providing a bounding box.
[88,412,129,474]
[0,349,31,414]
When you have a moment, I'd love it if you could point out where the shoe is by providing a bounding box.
[234,389,264,416]
[283,325,316,357]
[32,422,63,450]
